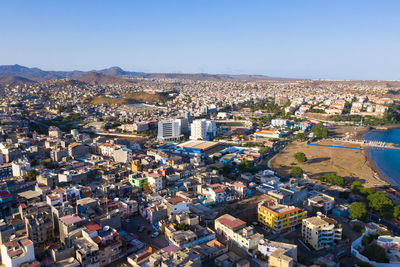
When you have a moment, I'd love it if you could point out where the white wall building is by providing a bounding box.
[1,238,35,267]
[147,173,164,192]
[12,161,31,177]
[189,119,217,141]
[157,119,185,142]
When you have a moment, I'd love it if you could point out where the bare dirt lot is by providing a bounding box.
[269,139,386,187]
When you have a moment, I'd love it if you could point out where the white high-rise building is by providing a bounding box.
[190,119,217,141]
[157,119,184,142]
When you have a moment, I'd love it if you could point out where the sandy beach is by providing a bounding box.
[269,139,389,187]
[362,147,396,187]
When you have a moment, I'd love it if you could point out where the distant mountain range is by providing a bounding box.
[0,64,283,85]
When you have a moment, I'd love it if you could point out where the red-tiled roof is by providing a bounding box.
[60,215,82,225]
[167,196,185,205]
[83,221,101,232]
[216,214,246,230]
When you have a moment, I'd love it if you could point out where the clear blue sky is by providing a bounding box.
[1,0,399,80]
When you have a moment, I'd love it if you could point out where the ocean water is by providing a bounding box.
[363,128,400,187]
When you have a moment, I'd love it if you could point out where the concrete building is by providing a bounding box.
[258,239,297,267]
[270,119,289,128]
[113,147,132,164]
[147,173,164,192]
[59,214,83,245]
[24,211,54,251]
[258,202,307,233]
[302,213,342,250]
[254,130,283,139]
[307,193,335,213]
[157,119,185,142]
[215,214,263,251]
[189,119,217,141]
[0,238,35,267]
[11,160,31,177]
[165,196,189,216]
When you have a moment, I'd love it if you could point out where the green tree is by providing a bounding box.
[311,123,328,138]
[295,132,307,141]
[238,159,254,173]
[26,169,39,181]
[349,202,367,220]
[380,204,394,220]
[176,223,189,231]
[362,243,387,263]
[367,191,393,212]
[142,180,152,193]
[293,152,307,163]
[290,167,304,177]
[360,187,376,196]
[318,173,344,186]
[393,205,400,221]
[351,181,363,194]
[362,234,377,247]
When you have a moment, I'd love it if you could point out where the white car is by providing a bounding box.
[151,232,159,238]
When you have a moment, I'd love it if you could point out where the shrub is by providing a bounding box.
[349,202,367,220]
[290,167,304,177]
[293,152,307,163]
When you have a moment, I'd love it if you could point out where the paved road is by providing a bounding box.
[369,214,400,234]
[121,216,169,250]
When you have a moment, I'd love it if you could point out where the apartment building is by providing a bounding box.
[0,238,36,267]
[59,214,83,245]
[257,239,297,267]
[157,119,185,142]
[113,147,132,164]
[302,213,342,250]
[258,202,307,233]
[189,119,217,141]
[307,193,335,213]
[147,173,164,192]
[24,211,54,250]
[215,214,263,251]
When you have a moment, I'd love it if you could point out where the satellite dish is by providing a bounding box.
[103,226,110,231]
[68,258,74,263]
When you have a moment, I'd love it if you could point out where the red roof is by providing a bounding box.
[167,196,185,205]
[213,188,225,193]
[92,236,102,243]
[217,215,246,230]
[84,221,101,232]
[255,129,280,134]
[60,215,82,225]
[234,182,246,188]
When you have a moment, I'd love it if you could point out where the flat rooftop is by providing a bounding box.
[178,140,220,151]
[260,204,301,216]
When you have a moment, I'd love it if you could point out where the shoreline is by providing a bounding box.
[362,147,393,188]
[362,127,400,189]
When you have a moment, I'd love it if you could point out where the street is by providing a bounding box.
[121,215,169,250]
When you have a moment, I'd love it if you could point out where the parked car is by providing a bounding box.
[151,232,160,238]
[137,226,145,233]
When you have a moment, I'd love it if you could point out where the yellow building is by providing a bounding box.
[258,201,307,233]
[131,159,142,173]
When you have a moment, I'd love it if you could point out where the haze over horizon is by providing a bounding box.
[1,0,399,80]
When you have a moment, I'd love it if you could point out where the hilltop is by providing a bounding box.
[0,75,37,86]
[76,72,133,86]
[0,64,282,82]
